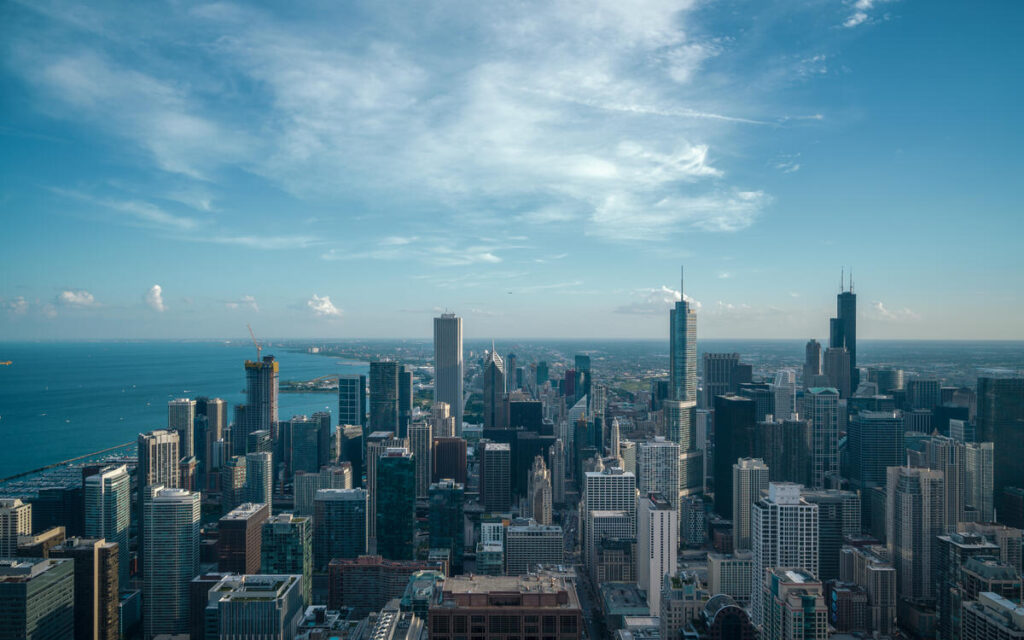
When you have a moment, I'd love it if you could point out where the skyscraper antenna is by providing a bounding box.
[680,265,685,299]
[840,268,844,293]
[850,268,854,293]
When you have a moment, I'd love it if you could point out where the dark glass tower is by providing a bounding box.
[712,394,757,517]
[369,361,400,434]
[670,268,697,404]
[829,274,858,390]
[977,377,1024,506]
[375,449,416,560]
[429,479,465,573]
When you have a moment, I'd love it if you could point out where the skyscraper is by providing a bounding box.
[712,394,757,517]
[848,411,905,490]
[245,451,273,508]
[802,387,840,489]
[168,398,196,459]
[83,465,130,586]
[977,377,1024,507]
[408,421,433,499]
[288,415,321,477]
[294,463,352,516]
[801,489,860,582]
[637,493,678,615]
[483,348,507,429]
[702,353,742,408]
[755,418,811,486]
[261,513,313,606]
[0,558,75,640]
[398,365,413,438]
[366,431,404,543]
[829,277,858,390]
[143,486,200,639]
[575,354,592,408]
[220,455,247,515]
[637,437,681,510]
[732,458,769,551]
[762,568,828,640]
[314,489,367,569]
[583,466,637,571]
[136,429,180,571]
[823,347,852,398]
[370,361,400,434]
[528,456,553,525]
[50,537,119,640]
[0,498,31,558]
[886,466,945,601]
[669,267,697,404]
[206,574,304,640]
[550,439,566,504]
[434,313,464,434]
[429,479,465,573]
[481,442,512,512]
[803,340,822,388]
[338,374,367,431]
[376,448,416,560]
[244,355,279,439]
[751,483,819,626]
[218,502,269,574]
[432,436,468,485]
[771,370,798,421]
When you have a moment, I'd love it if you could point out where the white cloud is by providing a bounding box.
[588,190,768,241]
[5,297,29,315]
[58,289,96,307]
[718,272,732,279]
[843,0,895,28]
[614,286,701,315]
[226,295,259,312]
[307,294,341,318]
[145,285,166,312]
[871,301,920,321]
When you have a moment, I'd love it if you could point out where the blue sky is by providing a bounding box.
[1,0,1021,340]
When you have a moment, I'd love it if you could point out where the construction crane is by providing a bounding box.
[247,324,262,360]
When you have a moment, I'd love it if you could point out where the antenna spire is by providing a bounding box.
[680,265,685,299]
[840,268,844,293]
[850,268,854,293]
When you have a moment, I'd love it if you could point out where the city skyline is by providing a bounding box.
[2,1,1022,341]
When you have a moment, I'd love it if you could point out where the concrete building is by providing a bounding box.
[168,398,196,458]
[839,545,897,634]
[801,489,860,582]
[327,555,442,617]
[481,442,512,512]
[244,355,280,440]
[245,451,273,509]
[50,537,119,640]
[637,493,677,615]
[506,521,564,575]
[732,458,769,550]
[293,464,353,516]
[660,572,709,639]
[708,551,754,605]
[762,568,828,640]
[0,498,32,558]
[143,486,200,639]
[528,456,553,525]
[583,467,637,573]
[886,466,945,601]
[408,422,433,499]
[218,502,270,574]
[637,438,680,510]
[136,429,180,569]
[962,592,1024,640]
[802,388,840,489]
[0,558,74,640]
[434,313,464,434]
[751,483,819,627]
[204,574,304,640]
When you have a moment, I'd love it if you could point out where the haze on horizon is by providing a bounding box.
[1,1,1021,341]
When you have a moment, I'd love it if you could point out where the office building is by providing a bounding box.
[962,592,1024,640]
[751,483,820,626]
[962,521,1023,574]
[432,436,468,484]
[483,348,507,428]
[886,466,945,601]
[762,568,828,640]
[218,502,269,574]
[408,422,433,499]
[339,373,367,437]
[702,352,742,408]
[839,544,897,635]
[206,574,304,640]
[288,415,322,476]
[830,280,858,390]
[637,493,677,614]
[801,489,860,582]
[506,521,564,575]
[936,532,1000,640]
[168,397,196,458]
[370,361,401,434]
[848,411,904,489]
[550,439,567,504]
[50,538,119,640]
[694,594,757,640]
[220,455,247,515]
[15,526,65,559]
[669,267,697,404]
[802,387,840,489]
[0,498,31,558]
[583,467,637,572]
[339,424,364,481]
[712,394,757,517]
[708,551,753,605]
[755,418,811,486]
[803,340,822,388]
[245,451,273,508]
[399,365,413,438]
[481,442,512,512]
[637,438,681,510]
[528,455,553,525]
[660,572,711,639]
[259,513,311,605]
[83,464,130,586]
[429,572,583,640]
[428,479,465,573]
[294,463,352,516]
[432,402,456,438]
[680,496,706,547]
[822,347,851,398]
[314,489,367,569]
[366,431,404,543]
[0,558,74,640]
[143,486,200,639]
[376,448,416,560]
[327,555,442,616]
[137,429,180,570]
[771,370,798,420]
[977,377,1024,508]
[434,313,464,434]
[733,458,769,550]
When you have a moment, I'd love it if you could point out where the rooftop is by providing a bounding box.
[222,502,268,520]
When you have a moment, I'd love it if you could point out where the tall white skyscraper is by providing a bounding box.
[637,493,678,615]
[433,313,464,435]
[84,464,131,585]
[751,483,819,627]
[637,438,681,510]
[137,429,180,572]
[245,451,273,509]
[0,498,31,557]
[168,398,196,459]
[802,387,840,488]
[582,466,636,571]
[143,486,200,639]
[733,458,769,551]
[408,422,433,499]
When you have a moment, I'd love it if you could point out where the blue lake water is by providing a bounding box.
[0,341,366,477]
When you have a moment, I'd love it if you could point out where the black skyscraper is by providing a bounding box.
[830,275,858,390]
[712,394,757,518]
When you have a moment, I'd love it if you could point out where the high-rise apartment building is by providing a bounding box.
[481,442,512,512]
[168,397,196,458]
[429,479,465,573]
[583,466,637,571]
[261,513,312,606]
[751,483,820,627]
[962,592,1024,640]
[143,486,200,639]
[136,429,179,571]
[638,493,678,615]
[637,437,681,510]
[220,455,247,515]
[762,568,828,640]
[0,498,31,558]
[49,537,119,640]
[483,348,507,429]
[434,313,464,435]
[294,463,352,516]
[408,422,433,499]
[218,502,269,574]
[708,551,754,605]
[886,466,945,601]
[244,355,279,440]
[771,370,798,421]
[376,448,416,560]
[801,489,861,582]
[83,464,130,586]
[802,388,840,489]
[0,558,74,640]
[733,458,769,551]
[245,451,273,508]
[370,361,401,434]
[314,489,367,569]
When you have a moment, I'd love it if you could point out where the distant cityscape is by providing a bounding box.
[2,271,1023,640]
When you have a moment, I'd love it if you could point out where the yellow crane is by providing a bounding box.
[247,324,262,360]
